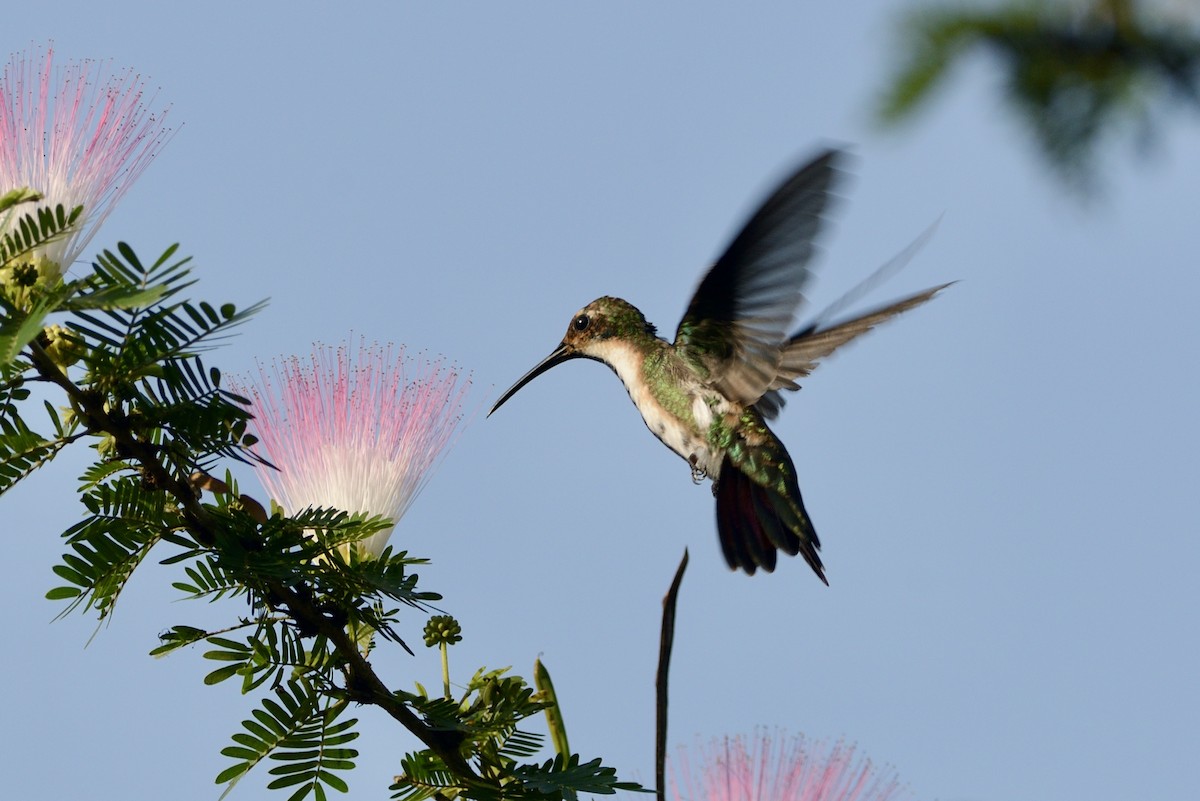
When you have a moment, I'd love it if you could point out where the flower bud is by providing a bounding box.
[423,614,463,647]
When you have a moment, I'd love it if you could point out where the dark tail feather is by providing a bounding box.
[716,466,776,574]
[715,458,827,583]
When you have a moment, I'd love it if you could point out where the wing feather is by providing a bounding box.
[755,283,952,419]
[675,150,845,404]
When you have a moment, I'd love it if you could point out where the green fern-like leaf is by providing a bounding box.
[69,242,263,364]
[336,546,442,610]
[216,680,321,796]
[217,683,357,801]
[170,553,245,602]
[458,667,548,743]
[63,243,265,470]
[0,203,81,267]
[62,244,184,312]
[49,525,158,617]
[135,359,259,468]
[499,730,543,761]
[204,635,254,685]
[48,477,174,617]
[512,754,644,797]
[266,702,359,801]
[0,406,62,495]
[78,459,136,490]
[390,750,461,801]
[238,619,333,693]
[392,668,562,799]
[176,615,334,692]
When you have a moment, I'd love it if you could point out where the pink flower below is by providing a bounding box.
[239,341,472,559]
[0,45,172,274]
[670,731,907,801]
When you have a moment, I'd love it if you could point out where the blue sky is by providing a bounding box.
[3,3,1197,800]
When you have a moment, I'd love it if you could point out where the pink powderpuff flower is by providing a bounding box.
[670,731,908,801]
[238,341,472,560]
[0,44,172,276]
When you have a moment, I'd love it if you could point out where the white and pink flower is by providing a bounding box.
[239,341,471,560]
[670,731,906,801]
[0,45,172,275]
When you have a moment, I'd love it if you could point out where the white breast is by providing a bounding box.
[593,341,724,479]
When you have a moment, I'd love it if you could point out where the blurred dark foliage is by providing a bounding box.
[880,0,1200,189]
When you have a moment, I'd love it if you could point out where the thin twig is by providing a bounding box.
[655,548,689,801]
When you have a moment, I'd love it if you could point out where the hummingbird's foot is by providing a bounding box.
[689,456,706,485]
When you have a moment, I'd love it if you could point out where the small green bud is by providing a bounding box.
[1,255,63,308]
[42,325,84,368]
[423,614,463,647]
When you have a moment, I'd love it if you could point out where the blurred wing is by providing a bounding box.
[756,283,952,419]
[674,149,844,405]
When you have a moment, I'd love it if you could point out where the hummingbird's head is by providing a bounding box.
[488,296,657,416]
[559,296,657,352]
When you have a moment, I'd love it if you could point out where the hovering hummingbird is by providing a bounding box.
[489,149,949,581]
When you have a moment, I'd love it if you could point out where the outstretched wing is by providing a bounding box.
[756,283,952,419]
[674,149,844,405]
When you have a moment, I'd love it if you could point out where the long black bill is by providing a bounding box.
[488,343,579,417]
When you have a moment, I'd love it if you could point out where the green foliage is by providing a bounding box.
[0,204,85,359]
[65,242,266,471]
[513,755,644,798]
[878,0,1200,186]
[194,617,335,692]
[0,397,69,495]
[47,475,171,617]
[167,552,246,602]
[0,202,80,271]
[3,219,638,800]
[393,752,641,801]
[391,667,636,801]
[216,680,359,801]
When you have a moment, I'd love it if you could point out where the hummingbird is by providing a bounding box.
[489,149,949,581]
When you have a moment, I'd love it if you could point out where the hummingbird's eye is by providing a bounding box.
[573,314,590,332]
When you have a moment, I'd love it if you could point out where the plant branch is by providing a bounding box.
[26,340,484,785]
